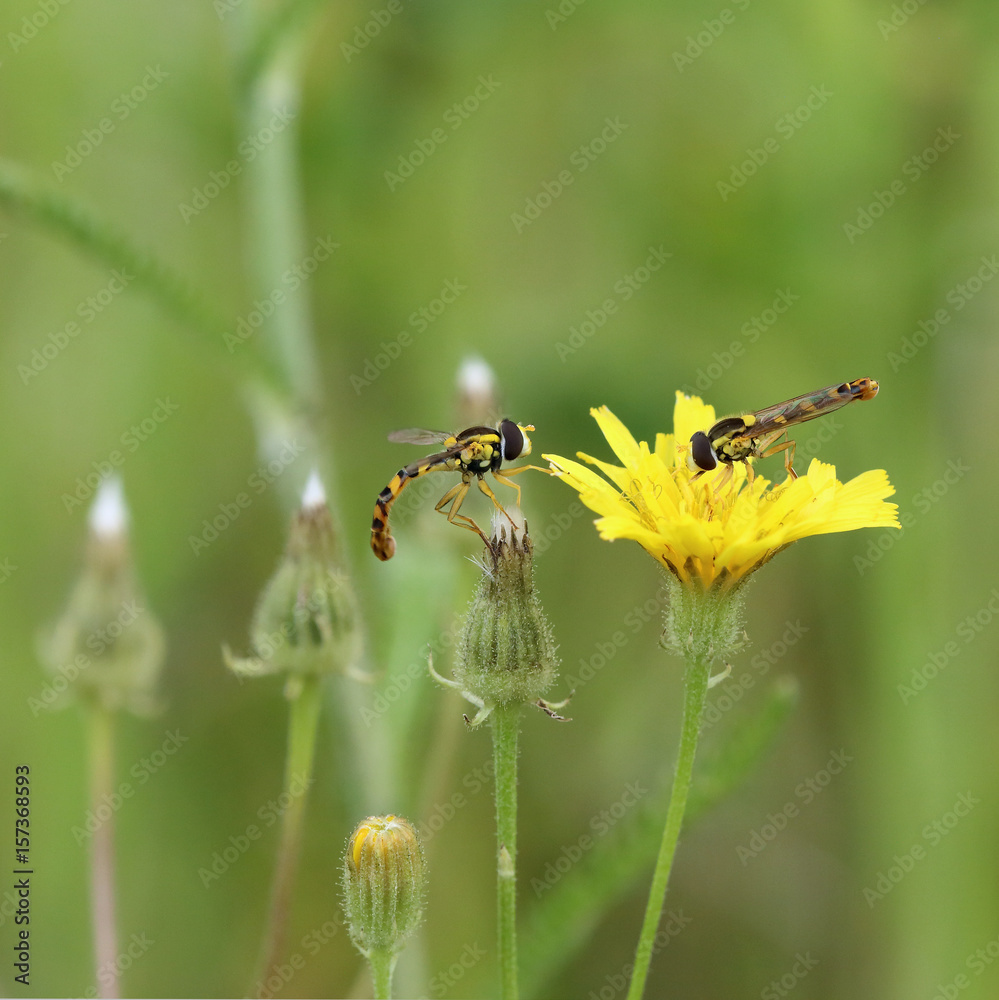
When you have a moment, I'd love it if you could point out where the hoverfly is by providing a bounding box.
[688,377,879,485]
[371,419,542,561]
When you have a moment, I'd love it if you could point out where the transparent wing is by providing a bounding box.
[387,428,453,445]
[746,381,865,437]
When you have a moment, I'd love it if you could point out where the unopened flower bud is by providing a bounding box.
[342,815,426,959]
[226,472,361,679]
[452,512,559,711]
[42,477,164,714]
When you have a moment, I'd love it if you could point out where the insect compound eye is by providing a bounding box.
[500,419,525,461]
[688,431,717,472]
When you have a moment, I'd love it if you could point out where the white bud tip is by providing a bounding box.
[491,506,525,540]
[457,356,496,398]
[301,470,327,509]
[89,476,129,538]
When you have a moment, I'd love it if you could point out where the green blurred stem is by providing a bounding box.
[86,703,119,1000]
[626,656,710,1000]
[254,674,322,997]
[367,947,396,1000]
[492,704,521,1000]
[240,45,321,417]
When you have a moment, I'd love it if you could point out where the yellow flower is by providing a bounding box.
[544,392,899,592]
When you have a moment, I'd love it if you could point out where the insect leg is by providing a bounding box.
[758,433,798,479]
[478,476,518,529]
[437,477,491,548]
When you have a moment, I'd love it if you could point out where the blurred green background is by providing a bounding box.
[2,0,998,997]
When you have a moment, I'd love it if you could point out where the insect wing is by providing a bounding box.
[744,382,864,438]
[387,428,454,445]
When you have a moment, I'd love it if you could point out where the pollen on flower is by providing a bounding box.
[544,392,899,591]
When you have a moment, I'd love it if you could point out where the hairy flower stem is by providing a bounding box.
[367,947,395,1000]
[86,702,119,999]
[254,674,322,997]
[626,655,710,1000]
[492,704,522,1000]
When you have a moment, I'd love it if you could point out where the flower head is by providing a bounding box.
[544,392,898,592]
[343,814,426,959]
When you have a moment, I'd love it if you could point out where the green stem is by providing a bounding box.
[625,655,710,1000]
[367,947,396,1000]
[492,704,522,1000]
[253,674,323,997]
[239,40,321,419]
[86,703,119,1000]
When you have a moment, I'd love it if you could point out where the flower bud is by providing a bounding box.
[452,512,559,710]
[456,355,500,426]
[226,472,361,679]
[42,477,164,714]
[342,815,426,959]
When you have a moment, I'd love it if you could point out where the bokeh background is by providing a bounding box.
[2,1,998,997]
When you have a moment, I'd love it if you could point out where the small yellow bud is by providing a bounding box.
[342,815,426,960]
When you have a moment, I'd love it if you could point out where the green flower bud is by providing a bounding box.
[342,815,426,960]
[226,472,361,680]
[42,478,164,714]
[451,514,560,711]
